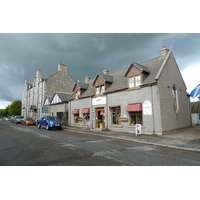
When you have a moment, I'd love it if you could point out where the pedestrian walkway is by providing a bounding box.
[63,125,200,152]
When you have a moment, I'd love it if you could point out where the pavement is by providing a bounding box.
[63,125,200,152]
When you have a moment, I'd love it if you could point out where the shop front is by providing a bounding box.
[95,107,105,128]
[92,96,106,129]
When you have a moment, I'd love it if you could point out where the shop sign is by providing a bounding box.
[135,124,141,136]
[92,96,106,105]
[143,100,152,115]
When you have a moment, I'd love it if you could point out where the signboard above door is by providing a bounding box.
[92,96,106,105]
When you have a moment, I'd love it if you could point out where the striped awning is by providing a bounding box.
[72,109,79,114]
[126,103,142,112]
[81,108,90,114]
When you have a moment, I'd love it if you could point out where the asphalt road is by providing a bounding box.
[1,121,200,166]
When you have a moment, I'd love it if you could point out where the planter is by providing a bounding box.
[120,118,128,122]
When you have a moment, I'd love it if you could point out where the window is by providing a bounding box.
[111,107,121,125]
[129,77,134,88]
[95,85,105,95]
[172,85,179,112]
[74,114,79,123]
[75,91,80,99]
[101,85,105,93]
[129,112,143,126]
[83,114,90,124]
[128,75,141,88]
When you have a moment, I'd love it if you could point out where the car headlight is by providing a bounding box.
[50,121,54,125]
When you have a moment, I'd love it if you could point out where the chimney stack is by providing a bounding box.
[85,75,91,83]
[103,68,110,75]
[160,46,169,57]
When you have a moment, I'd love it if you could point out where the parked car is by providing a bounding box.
[36,116,62,130]
[13,115,24,124]
[10,117,15,123]
[21,117,36,126]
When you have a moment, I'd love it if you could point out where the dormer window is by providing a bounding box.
[128,75,141,88]
[72,82,89,100]
[95,85,105,95]
[93,72,113,96]
[124,62,150,89]
[75,91,80,99]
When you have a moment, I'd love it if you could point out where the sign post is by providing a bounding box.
[135,124,141,136]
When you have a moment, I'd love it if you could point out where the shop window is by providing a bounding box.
[95,85,105,95]
[74,114,79,123]
[111,107,121,125]
[128,75,141,88]
[129,112,143,126]
[83,114,90,124]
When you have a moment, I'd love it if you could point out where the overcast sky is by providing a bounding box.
[0,33,200,109]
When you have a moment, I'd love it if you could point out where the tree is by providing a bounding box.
[9,100,22,116]
[0,106,10,117]
[198,95,200,101]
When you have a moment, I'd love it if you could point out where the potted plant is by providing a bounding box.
[77,117,83,121]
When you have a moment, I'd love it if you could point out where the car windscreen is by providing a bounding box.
[26,117,33,120]
[47,116,57,120]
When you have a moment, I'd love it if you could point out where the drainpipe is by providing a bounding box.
[150,83,155,133]
[105,94,108,130]
[90,97,93,129]
[69,100,71,126]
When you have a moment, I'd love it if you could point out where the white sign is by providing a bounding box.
[92,96,106,105]
[143,100,152,115]
[135,124,141,136]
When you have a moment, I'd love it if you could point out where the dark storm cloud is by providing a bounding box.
[0,33,199,107]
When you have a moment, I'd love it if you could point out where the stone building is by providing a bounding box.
[68,47,191,135]
[21,63,75,119]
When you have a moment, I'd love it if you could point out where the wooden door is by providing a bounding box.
[95,108,105,128]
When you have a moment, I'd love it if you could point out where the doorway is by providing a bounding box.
[95,108,105,128]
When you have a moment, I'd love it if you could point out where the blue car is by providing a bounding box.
[37,116,62,130]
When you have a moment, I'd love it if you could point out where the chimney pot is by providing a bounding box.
[160,46,169,57]
[58,63,68,72]
[85,75,91,83]
[103,68,110,75]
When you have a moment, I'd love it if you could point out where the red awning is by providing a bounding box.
[126,103,142,112]
[72,109,79,114]
[81,108,90,114]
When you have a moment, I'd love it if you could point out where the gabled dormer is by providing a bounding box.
[50,92,70,104]
[72,82,89,99]
[92,68,113,95]
[124,62,150,89]
[44,96,52,106]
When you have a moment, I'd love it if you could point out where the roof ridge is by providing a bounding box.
[139,56,160,65]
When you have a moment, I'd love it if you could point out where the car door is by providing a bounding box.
[41,117,47,126]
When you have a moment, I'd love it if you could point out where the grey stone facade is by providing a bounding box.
[69,47,191,135]
[22,64,75,119]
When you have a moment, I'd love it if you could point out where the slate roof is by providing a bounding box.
[51,92,71,104]
[92,73,113,85]
[69,50,170,100]
[75,82,89,90]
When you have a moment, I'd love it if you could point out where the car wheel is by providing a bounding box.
[37,123,41,129]
[46,124,50,130]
